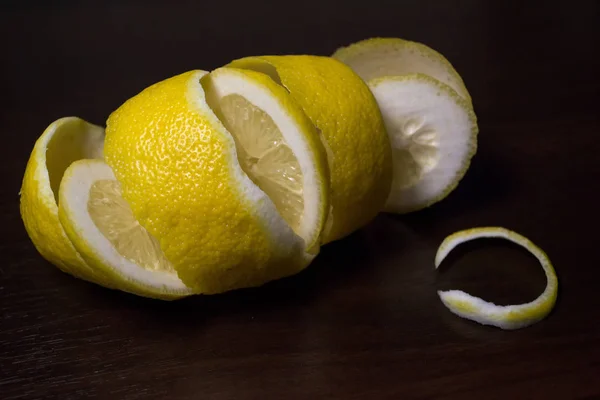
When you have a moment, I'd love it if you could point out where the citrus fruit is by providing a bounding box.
[366,74,477,213]
[227,55,392,244]
[332,37,473,106]
[20,116,108,283]
[435,227,558,330]
[58,159,193,299]
[104,68,329,294]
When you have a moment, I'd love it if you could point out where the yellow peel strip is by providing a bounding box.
[435,227,558,330]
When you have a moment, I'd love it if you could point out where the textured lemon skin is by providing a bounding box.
[228,56,393,244]
[20,117,110,285]
[104,70,311,294]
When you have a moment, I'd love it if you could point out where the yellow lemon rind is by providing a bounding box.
[20,116,111,285]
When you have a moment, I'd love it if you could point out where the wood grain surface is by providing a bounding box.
[1,1,600,399]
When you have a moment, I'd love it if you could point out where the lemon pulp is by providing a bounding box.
[217,94,304,234]
[88,180,174,273]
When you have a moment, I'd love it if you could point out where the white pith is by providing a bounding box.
[370,75,474,213]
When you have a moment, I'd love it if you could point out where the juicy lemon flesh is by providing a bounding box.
[88,179,174,273]
[218,94,304,234]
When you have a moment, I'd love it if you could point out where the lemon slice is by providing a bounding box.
[58,159,193,300]
[332,37,473,106]
[226,55,392,244]
[435,227,558,330]
[369,74,478,213]
[202,66,328,249]
[20,117,108,284]
[105,69,328,294]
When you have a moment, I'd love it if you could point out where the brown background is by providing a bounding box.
[1,1,600,399]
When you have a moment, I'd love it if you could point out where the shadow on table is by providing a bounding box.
[79,226,376,325]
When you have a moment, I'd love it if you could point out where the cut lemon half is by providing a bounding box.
[20,117,108,284]
[332,37,473,106]
[226,55,392,244]
[369,74,478,213]
[58,159,193,300]
[435,227,558,330]
[105,69,328,294]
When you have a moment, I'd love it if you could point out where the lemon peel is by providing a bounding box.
[20,116,108,284]
[435,227,558,330]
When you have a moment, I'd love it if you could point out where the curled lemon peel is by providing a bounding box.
[435,227,558,330]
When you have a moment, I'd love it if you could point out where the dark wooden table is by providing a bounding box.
[2,1,600,399]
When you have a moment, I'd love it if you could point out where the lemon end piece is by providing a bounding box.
[369,74,478,214]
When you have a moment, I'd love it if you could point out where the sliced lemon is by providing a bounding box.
[368,74,478,213]
[20,117,108,284]
[202,67,329,250]
[227,55,392,244]
[58,159,193,300]
[105,69,328,294]
[332,37,473,106]
[435,227,558,330]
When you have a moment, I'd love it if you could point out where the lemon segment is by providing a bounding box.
[435,227,559,330]
[332,37,473,106]
[88,180,174,273]
[58,159,192,299]
[202,67,329,252]
[227,55,392,244]
[218,94,304,234]
[20,117,108,284]
[104,69,326,294]
[369,74,478,213]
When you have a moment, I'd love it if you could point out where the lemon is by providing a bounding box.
[20,117,108,284]
[227,55,392,244]
[58,159,193,299]
[104,69,328,294]
[435,227,558,330]
[332,37,473,106]
[364,74,477,213]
